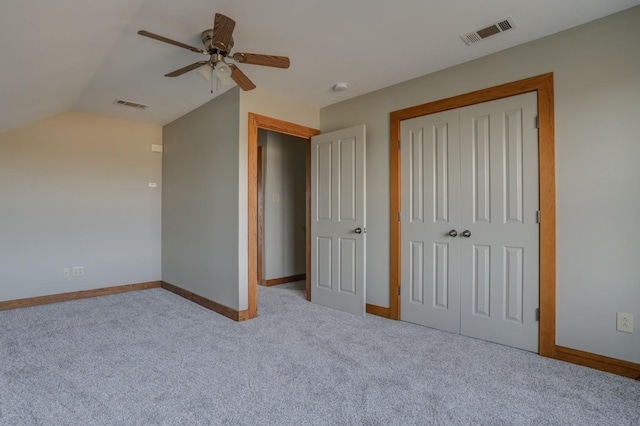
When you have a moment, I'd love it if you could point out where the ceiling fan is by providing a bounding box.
[138,13,290,91]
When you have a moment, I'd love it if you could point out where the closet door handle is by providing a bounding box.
[354,227,362,234]
[448,230,458,237]
[462,230,471,238]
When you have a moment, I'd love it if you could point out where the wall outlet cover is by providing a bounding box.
[616,312,634,333]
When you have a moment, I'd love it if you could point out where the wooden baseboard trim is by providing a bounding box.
[0,281,162,312]
[366,304,392,319]
[161,281,250,322]
[263,274,306,287]
[554,346,640,380]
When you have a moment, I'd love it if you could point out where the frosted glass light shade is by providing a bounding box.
[215,62,232,79]
[197,65,213,82]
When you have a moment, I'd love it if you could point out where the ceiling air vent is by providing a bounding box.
[113,99,149,110]
[460,17,516,46]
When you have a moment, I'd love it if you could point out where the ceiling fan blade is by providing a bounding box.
[232,53,290,69]
[138,30,207,55]
[165,61,210,77]
[229,64,256,91]
[212,13,236,51]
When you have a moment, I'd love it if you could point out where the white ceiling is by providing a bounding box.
[1,0,639,133]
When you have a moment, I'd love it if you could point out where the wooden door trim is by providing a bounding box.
[257,146,265,286]
[248,113,320,318]
[389,73,556,357]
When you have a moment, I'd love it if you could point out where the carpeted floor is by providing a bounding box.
[0,282,638,425]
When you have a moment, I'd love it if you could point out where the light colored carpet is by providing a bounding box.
[0,283,638,425]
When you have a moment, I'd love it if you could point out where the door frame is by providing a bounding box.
[257,145,265,286]
[248,113,321,318]
[390,73,556,357]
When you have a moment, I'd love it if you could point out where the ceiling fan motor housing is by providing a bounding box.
[201,29,233,55]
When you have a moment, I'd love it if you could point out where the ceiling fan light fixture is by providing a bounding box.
[215,61,232,80]
[196,64,214,82]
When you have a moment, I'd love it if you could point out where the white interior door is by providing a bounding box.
[400,110,461,334]
[459,92,539,352]
[400,93,540,352]
[311,125,366,315]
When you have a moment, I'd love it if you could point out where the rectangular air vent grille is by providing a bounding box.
[497,19,513,31]
[461,17,516,46]
[113,99,149,109]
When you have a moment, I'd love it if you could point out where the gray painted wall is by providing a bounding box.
[320,7,640,363]
[162,88,241,310]
[0,112,162,300]
[261,130,306,280]
[238,89,320,310]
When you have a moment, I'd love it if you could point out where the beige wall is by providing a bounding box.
[320,7,640,363]
[0,112,162,300]
[162,88,241,310]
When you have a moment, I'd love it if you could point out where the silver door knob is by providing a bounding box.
[462,230,471,238]
[448,230,458,237]
[354,227,362,234]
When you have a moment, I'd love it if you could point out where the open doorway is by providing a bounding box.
[257,129,307,293]
[247,114,320,318]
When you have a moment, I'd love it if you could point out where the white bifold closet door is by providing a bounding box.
[400,92,539,352]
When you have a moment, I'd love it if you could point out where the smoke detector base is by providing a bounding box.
[333,82,348,92]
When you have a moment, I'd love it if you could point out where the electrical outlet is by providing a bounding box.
[72,266,84,277]
[616,312,634,333]
[63,268,70,278]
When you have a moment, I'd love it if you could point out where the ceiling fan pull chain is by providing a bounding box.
[211,67,218,95]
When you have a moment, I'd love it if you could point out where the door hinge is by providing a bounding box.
[398,140,401,150]
[536,210,541,224]
[398,286,401,296]
[534,116,539,129]
[535,308,540,321]
[398,212,401,222]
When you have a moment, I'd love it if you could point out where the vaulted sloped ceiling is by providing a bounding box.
[1,0,639,134]
[0,0,148,133]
